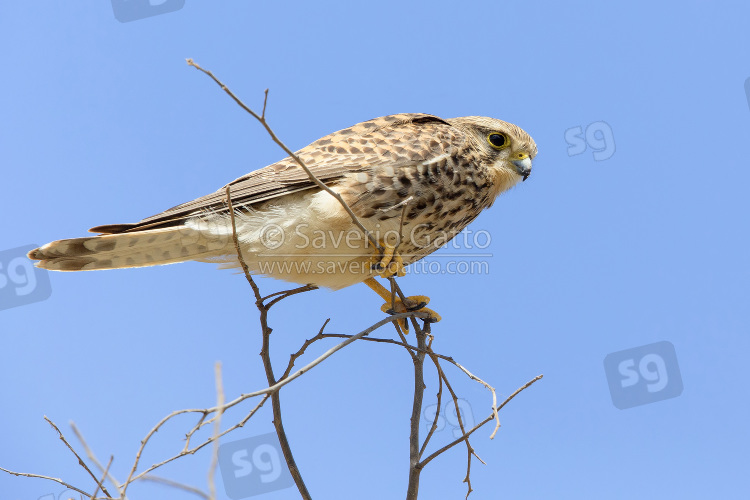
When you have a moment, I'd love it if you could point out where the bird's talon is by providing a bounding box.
[406,301,427,311]
[364,279,441,334]
[418,307,441,323]
[379,295,440,328]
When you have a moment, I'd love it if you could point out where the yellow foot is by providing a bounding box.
[363,278,441,334]
[371,242,406,278]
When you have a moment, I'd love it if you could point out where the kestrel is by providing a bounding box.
[29,113,536,325]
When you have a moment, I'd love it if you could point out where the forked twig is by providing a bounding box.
[91,455,113,500]
[44,416,112,498]
[187,58,381,252]
[418,375,544,469]
[71,422,125,495]
[121,311,424,492]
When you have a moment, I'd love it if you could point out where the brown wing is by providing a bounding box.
[90,113,457,234]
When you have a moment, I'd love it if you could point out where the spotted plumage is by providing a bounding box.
[29,113,536,289]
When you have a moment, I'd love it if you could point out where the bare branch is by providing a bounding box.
[397,196,412,252]
[121,309,425,490]
[261,88,269,120]
[389,276,426,338]
[405,328,428,499]
[245,312,423,400]
[418,375,544,469]
[71,422,125,496]
[449,361,501,439]
[128,396,270,485]
[424,351,478,497]
[188,58,382,252]
[224,184,263,301]
[419,363,443,459]
[279,318,331,381]
[44,416,112,498]
[0,467,91,498]
[184,413,208,452]
[265,284,318,310]
[90,455,113,500]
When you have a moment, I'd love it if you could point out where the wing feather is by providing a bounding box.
[96,113,456,233]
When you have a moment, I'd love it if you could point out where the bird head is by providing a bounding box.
[448,116,537,196]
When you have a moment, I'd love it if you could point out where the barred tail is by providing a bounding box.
[28,226,227,271]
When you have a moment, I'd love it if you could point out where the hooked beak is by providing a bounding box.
[511,153,532,181]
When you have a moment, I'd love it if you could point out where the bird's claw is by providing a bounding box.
[380,295,442,333]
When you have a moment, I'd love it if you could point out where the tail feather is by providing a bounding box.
[28,226,228,271]
[88,223,139,234]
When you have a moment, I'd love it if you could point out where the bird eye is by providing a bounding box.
[487,133,509,150]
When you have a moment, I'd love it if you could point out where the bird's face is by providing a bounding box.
[449,116,538,196]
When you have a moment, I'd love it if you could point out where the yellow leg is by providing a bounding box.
[363,276,395,302]
[372,243,406,278]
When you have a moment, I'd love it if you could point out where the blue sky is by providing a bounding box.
[2,1,749,499]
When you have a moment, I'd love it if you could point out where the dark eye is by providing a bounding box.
[487,133,509,150]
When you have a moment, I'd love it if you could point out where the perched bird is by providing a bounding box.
[29,113,536,325]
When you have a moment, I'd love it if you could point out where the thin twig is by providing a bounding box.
[128,396,270,485]
[44,416,112,498]
[90,455,113,500]
[317,325,505,486]
[418,375,543,469]
[184,413,208,451]
[188,58,381,252]
[261,286,317,303]
[121,311,423,491]
[425,351,481,498]
[397,196,412,250]
[0,467,91,498]
[450,361,501,439]
[70,422,125,496]
[279,319,331,381]
[224,184,261,298]
[266,284,318,310]
[419,359,443,459]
